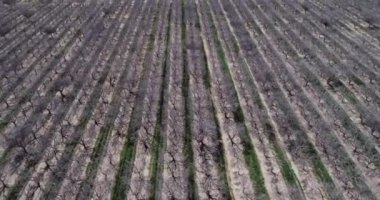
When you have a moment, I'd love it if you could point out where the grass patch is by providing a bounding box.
[302,142,333,183]
[111,138,135,200]
[312,156,333,183]
[264,122,299,186]
[272,143,296,184]
[351,76,365,86]
[218,48,229,73]
[345,92,358,104]
[148,122,164,200]
[85,124,112,174]
[202,51,212,89]
[233,106,244,122]
[241,127,267,196]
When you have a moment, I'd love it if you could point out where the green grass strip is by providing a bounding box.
[195,2,231,198]
[111,2,161,199]
[148,3,172,199]
[181,0,197,198]
[204,2,268,197]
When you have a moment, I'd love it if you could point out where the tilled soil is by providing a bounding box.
[0,0,379,199]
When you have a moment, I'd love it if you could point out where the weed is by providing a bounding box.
[351,76,364,86]
[233,106,244,122]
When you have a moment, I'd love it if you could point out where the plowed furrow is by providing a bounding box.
[209,0,289,199]
[0,0,106,168]
[125,1,170,200]
[0,3,82,104]
[302,0,380,66]
[186,0,230,199]
[0,3,78,79]
[39,0,153,199]
[280,0,380,78]
[196,0,261,198]
[0,2,70,58]
[276,1,380,116]
[309,0,380,54]
[0,0,379,199]
[148,3,173,199]
[261,0,380,151]
[277,0,380,98]
[232,0,342,198]
[105,0,164,199]
[0,3,108,199]
[240,0,378,198]
[246,0,380,167]
[0,2,104,132]
[0,2,53,40]
[17,1,139,199]
[0,2,106,162]
[156,1,190,199]
[216,0,308,199]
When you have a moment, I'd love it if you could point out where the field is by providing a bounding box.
[0,0,379,199]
